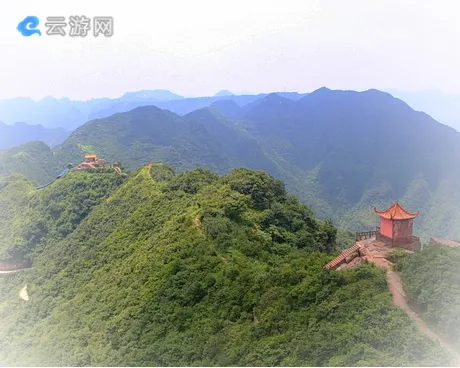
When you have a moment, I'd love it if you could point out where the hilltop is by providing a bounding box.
[0,141,63,185]
[0,164,452,366]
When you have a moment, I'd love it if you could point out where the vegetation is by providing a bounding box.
[0,141,63,185]
[0,169,125,260]
[3,87,460,246]
[396,245,460,352]
[52,106,278,181]
[0,164,452,366]
[0,121,69,149]
[3,88,460,243]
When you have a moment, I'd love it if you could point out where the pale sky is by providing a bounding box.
[1,0,460,100]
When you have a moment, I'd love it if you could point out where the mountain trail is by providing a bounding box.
[194,215,202,229]
[0,270,20,275]
[146,163,152,179]
[0,268,28,276]
[386,270,460,366]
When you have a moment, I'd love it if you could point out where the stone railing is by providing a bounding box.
[355,230,377,241]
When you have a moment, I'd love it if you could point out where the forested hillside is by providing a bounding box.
[52,106,278,180]
[0,141,63,185]
[396,246,460,352]
[235,88,460,241]
[0,167,124,261]
[0,165,452,366]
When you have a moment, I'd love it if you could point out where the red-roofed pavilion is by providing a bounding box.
[374,202,420,247]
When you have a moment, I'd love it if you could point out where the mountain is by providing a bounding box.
[52,105,278,179]
[0,165,451,366]
[87,94,271,120]
[0,141,63,185]
[3,87,460,242]
[152,93,307,117]
[0,92,308,130]
[214,89,234,97]
[386,89,460,131]
[0,97,94,130]
[0,121,70,149]
[0,90,183,130]
[210,99,243,120]
[236,88,460,240]
[77,88,460,241]
[120,89,184,101]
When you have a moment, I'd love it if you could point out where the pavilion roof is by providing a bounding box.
[374,202,419,220]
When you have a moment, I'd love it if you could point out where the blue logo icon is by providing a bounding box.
[17,16,42,36]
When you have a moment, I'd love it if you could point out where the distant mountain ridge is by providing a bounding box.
[214,89,234,97]
[52,105,278,178]
[2,87,460,242]
[0,90,307,130]
[385,89,460,131]
[0,121,69,149]
[120,89,184,101]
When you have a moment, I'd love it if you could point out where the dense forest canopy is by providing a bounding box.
[396,245,460,352]
[0,164,453,366]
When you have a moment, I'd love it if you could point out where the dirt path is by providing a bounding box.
[0,269,25,276]
[387,270,460,366]
[146,163,152,178]
[194,215,202,230]
[0,270,20,275]
[19,284,29,301]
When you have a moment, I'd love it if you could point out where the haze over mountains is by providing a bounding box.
[386,89,460,131]
[3,1,460,365]
[2,87,460,242]
[0,90,307,131]
[1,86,459,365]
[1,88,459,134]
[0,121,69,149]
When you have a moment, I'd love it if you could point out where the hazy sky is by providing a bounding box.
[1,0,460,100]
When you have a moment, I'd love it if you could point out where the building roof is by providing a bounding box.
[324,244,362,270]
[430,238,460,248]
[85,154,97,158]
[374,202,419,220]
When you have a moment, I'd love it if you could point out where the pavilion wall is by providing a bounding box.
[393,219,413,244]
[379,218,393,239]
